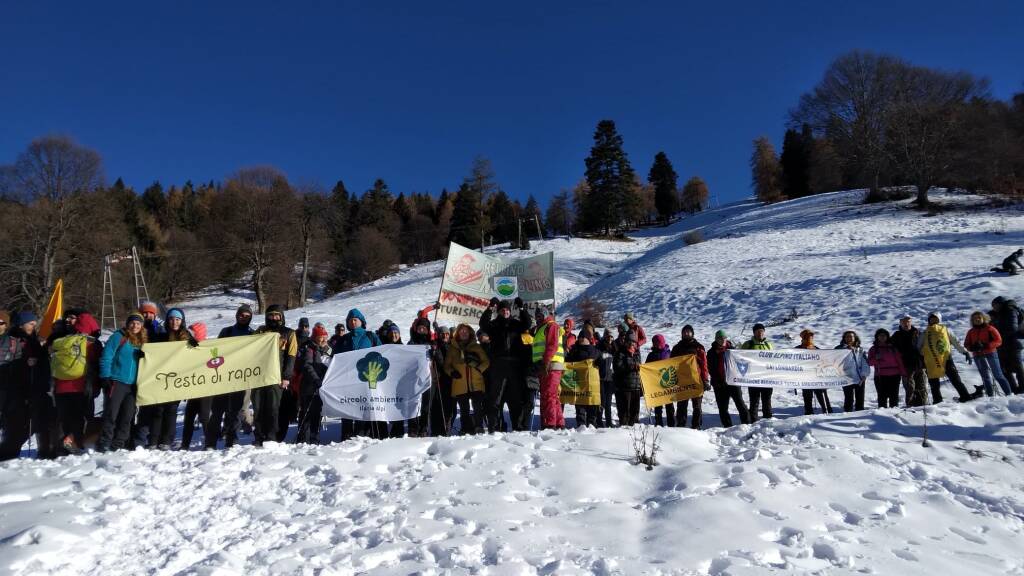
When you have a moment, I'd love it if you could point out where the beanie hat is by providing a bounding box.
[752,323,766,332]
[126,312,144,326]
[498,300,511,311]
[312,324,329,339]
[624,312,635,321]
[166,308,184,322]
[140,301,159,316]
[387,323,401,335]
[715,329,727,340]
[15,311,38,326]
[298,317,310,328]
[682,324,695,335]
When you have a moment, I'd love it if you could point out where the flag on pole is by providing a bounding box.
[38,278,64,340]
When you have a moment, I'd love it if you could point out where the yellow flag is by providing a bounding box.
[559,359,601,406]
[136,333,282,406]
[38,278,64,340]
[640,355,703,408]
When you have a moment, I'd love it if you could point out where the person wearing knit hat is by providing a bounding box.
[383,323,403,344]
[96,310,147,452]
[707,329,748,427]
[206,304,256,450]
[623,312,647,348]
[919,311,977,403]
[741,322,774,422]
[139,301,165,341]
[0,310,37,460]
[670,325,711,429]
[141,308,195,450]
[296,322,333,444]
[254,304,299,445]
[796,329,832,416]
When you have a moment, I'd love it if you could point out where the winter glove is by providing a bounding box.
[134,349,146,359]
[514,297,524,309]
[187,336,199,348]
[489,297,500,308]
[965,353,972,365]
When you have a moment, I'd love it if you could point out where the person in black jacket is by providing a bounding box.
[479,297,532,432]
[706,330,749,427]
[614,332,642,426]
[566,335,601,427]
[992,249,1024,275]
[0,312,45,460]
[890,314,926,407]
[990,297,1024,394]
[253,305,298,447]
[206,304,254,449]
[410,317,451,437]
[296,325,331,444]
[596,330,616,427]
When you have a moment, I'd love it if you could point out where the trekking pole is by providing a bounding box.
[921,379,932,448]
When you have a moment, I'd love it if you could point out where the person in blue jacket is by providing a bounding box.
[97,312,147,452]
[333,309,382,439]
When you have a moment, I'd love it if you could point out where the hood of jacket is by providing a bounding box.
[346,308,367,329]
[264,304,286,329]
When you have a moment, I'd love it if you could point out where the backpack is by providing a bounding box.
[0,334,22,366]
[51,333,89,380]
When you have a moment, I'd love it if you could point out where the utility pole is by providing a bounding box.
[517,218,523,250]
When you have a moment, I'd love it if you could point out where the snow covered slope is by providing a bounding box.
[3,189,1024,575]
[2,399,1023,575]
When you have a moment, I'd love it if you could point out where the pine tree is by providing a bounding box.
[357,179,400,240]
[751,137,785,203]
[486,190,516,245]
[648,151,679,222]
[680,176,709,213]
[449,159,498,248]
[780,127,811,199]
[583,120,636,234]
[545,190,573,236]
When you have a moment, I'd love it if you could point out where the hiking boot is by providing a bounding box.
[157,444,171,451]
[62,436,83,456]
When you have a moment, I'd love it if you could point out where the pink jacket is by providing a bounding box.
[868,344,907,377]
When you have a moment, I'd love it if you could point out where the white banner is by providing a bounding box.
[725,349,857,389]
[319,345,432,421]
[438,242,554,325]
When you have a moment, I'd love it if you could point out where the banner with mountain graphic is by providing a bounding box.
[437,242,554,325]
[136,333,281,406]
[640,355,703,409]
[319,344,433,421]
[559,359,601,406]
[724,349,856,389]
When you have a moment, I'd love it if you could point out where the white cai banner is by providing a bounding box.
[319,344,432,421]
[437,242,554,325]
[725,349,857,389]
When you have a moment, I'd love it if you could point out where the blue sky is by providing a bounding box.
[2,1,1021,206]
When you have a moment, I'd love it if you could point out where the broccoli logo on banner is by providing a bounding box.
[658,366,678,389]
[560,369,579,391]
[357,352,390,389]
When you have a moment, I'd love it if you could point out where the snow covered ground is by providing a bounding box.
[3,189,1024,575]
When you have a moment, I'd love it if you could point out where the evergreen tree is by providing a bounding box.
[545,190,573,236]
[780,127,811,199]
[582,120,636,234]
[751,137,785,203]
[486,190,516,245]
[680,176,709,213]
[141,181,167,219]
[449,159,498,248]
[357,179,400,240]
[648,151,679,222]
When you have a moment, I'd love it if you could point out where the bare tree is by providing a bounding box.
[298,187,328,304]
[0,135,103,309]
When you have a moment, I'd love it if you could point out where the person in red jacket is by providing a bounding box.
[867,328,906,408]
[965,311,1013,397]
[669,325,710,429]
[52,312,102,455]
[534,306,565,430]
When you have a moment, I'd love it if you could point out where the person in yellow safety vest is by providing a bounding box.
[532,305,565,430]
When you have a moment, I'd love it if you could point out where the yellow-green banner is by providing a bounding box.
[136,333,282,406]
[640,355,702,409]
[559,359,601,406]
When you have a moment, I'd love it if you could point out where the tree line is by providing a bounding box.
[752,50,1024,205]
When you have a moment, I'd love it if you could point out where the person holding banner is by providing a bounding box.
[334,308,384,439]
[296,324,332,443]
[836,331,870,412]
[444,324,490,434]
[146,308,198,450]
[670,326,710,429]
[742,323,774,422]
[206,304,254,449]
[410,317,448,437]
[532,306,566,430]
[96,313,147,452]
[797,330,833,415]
[480,297,532,433]
[918,312,977,403]
[647,335,675,427]
[706,330,749,427]
[253,305,298,446]
[596,330,617,427]
[566,334,601,427]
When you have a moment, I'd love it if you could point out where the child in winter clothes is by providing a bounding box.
[836,331,869,412]
[965,311,1013,397]
[867,329,906,408]
[647,335,674,426]
[797,330,832,415]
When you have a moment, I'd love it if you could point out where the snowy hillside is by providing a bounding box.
[3,189,1024,575]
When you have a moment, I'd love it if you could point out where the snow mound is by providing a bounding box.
[2,399,1023,574]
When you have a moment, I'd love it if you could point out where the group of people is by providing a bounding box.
[0,294,1021,459]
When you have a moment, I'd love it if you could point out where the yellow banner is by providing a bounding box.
[39,278,63,340]
[640,355,702,408]
[136,333,282,406]
[559,359,601,406]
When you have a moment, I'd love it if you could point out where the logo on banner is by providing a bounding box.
[448,254,483,286]
[206,348,226,375]
[658,366,678,389]
[357,352,390,389]
[561,369,579,391]
[736,359,750,376]
[494,276,518,298]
